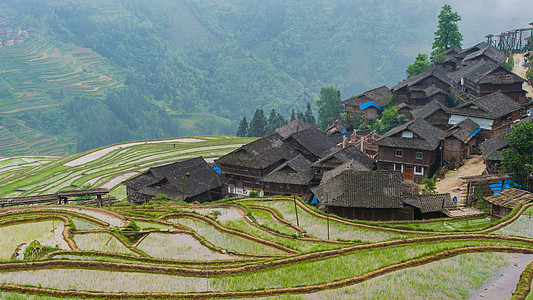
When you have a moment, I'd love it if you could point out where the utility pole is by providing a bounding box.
[326,194,330,240]
[293,195,299,227]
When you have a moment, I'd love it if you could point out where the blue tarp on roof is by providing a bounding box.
[359,101,382,111]
[342,129,348,134]
[311,196,318,205]
[213,166,221,175]
[490,180,514,194]
[470,128,482,137]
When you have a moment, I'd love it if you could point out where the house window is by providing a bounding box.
[395,149,403,157]
[394,163,403,172]
[287,184,291,189]
[255,179,260,184]
[280,184,283,189]
[401,131,413,138]
[244,167,249,171]
[414,166,424,175]
[415,152,423,160]
[265,182,270,188]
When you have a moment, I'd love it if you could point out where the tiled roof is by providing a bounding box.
[448,60,525,85]
[311,145,375,170]
[462,45,507,65]
[442,118,480,143]
[286,127,337,159]
[410,100,449,120]
[392,66,453,92]
[123,157,225,199]
[448,92,521,119]
[480,129,510,161]
[485,188,533,208]
[374,118,444,151]
[454,42,488,60]
[262,154,314,185]
[312,170,403,209]
[321,160,371,183]
[341,86,391,107]
[276,119,312,139]
[216,133,298,169]
[418,193,455,213]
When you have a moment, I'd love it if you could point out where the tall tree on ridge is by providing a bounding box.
[304,103,316,126]
[248,108,267,137]
[432,4,462,58]
[317,87,342,130]
[236,116,249,137]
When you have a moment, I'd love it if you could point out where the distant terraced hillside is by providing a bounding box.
[0,135,255,200]
[0,35,126,155]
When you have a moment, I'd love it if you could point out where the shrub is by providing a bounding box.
[249,190,260,198]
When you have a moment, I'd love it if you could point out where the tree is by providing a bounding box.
[265,108,287,134]
[317,87,343,130]
[290,109,296,121]
[432,4,462,58]
[378,108,404,135]
[236,116,248,137]
[248,108,267,137]
[304,103,316,125]
[501,120,533,189]
[406,53,432,78]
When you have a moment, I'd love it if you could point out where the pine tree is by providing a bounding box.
[304,103,316,125]
[432,4,462,58]
[290,109,296,121]
[236,116,248,137]
[266,108,287,134]
[248,108,267,137]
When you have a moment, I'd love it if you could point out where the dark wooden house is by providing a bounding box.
[485,188,533,218]
[341,86,391,122]
[404,193,456,219]
[283,126,337,162]
[395,102,413,121]
[447,91,521,141]
[375,118,444,182]
[311,145,375,173]
[453,42,488,63]
[276,118,312,138]
[441,46,462,71]
[391,66,453,106]
[216,133,298,197]
[311,170,413,221]
[441,118,480,165]
[448,60,526,103]
[122,157,226,204]
[409,100,451,130]
[460,45,507,67]
[480,128,510,174]
[262,154,314,197]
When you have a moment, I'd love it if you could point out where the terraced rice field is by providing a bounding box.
[0,135,254,199]
[2,137,533,298]
[0,196,533,299]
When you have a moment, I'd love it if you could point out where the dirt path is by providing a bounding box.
[512,53,533,98]
[435,155,486,206]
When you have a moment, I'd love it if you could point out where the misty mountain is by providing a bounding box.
[0,0,530,154]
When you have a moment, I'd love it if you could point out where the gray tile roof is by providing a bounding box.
[262,154,314,185]
[321,160,372,183]
[448,60,525,85]
[285,126,337,159]
[480,129,511,161]
[442,118,479,143]
[462,45,507,65]
[448,92,521,119]
[123,157,225,199]
[417,193,455,213]
[454,42,488,60]
[312,170,403,209]
[276,119,312,139]
[392,66,453,92]
[374,118,444,151]
[312,145,375,170]
[410,100,449,120]
[341,86,391,107]
[215,133,298,169]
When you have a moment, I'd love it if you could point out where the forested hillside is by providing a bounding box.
[0,0,529,154]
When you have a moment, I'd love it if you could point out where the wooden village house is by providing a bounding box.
[262,154,314,198]
[122,157,226,204]
[441,118,480,166]
[374,118,444,182]
[341,86,391,123]
[391,66,454,107]
[485,188,533,218]
[480,128,511,174]
[409,100,451,131]
[447,91,521,141]
[311,169,414,221]
[448,60,526,104]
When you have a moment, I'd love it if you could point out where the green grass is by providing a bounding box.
[0,220,60,261]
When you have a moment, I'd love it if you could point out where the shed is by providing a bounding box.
[485,188,533,218]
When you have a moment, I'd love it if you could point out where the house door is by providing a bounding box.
[404,166,414,181]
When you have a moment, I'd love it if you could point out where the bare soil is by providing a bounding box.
[512,53,533,98]
[435,155,486,206]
